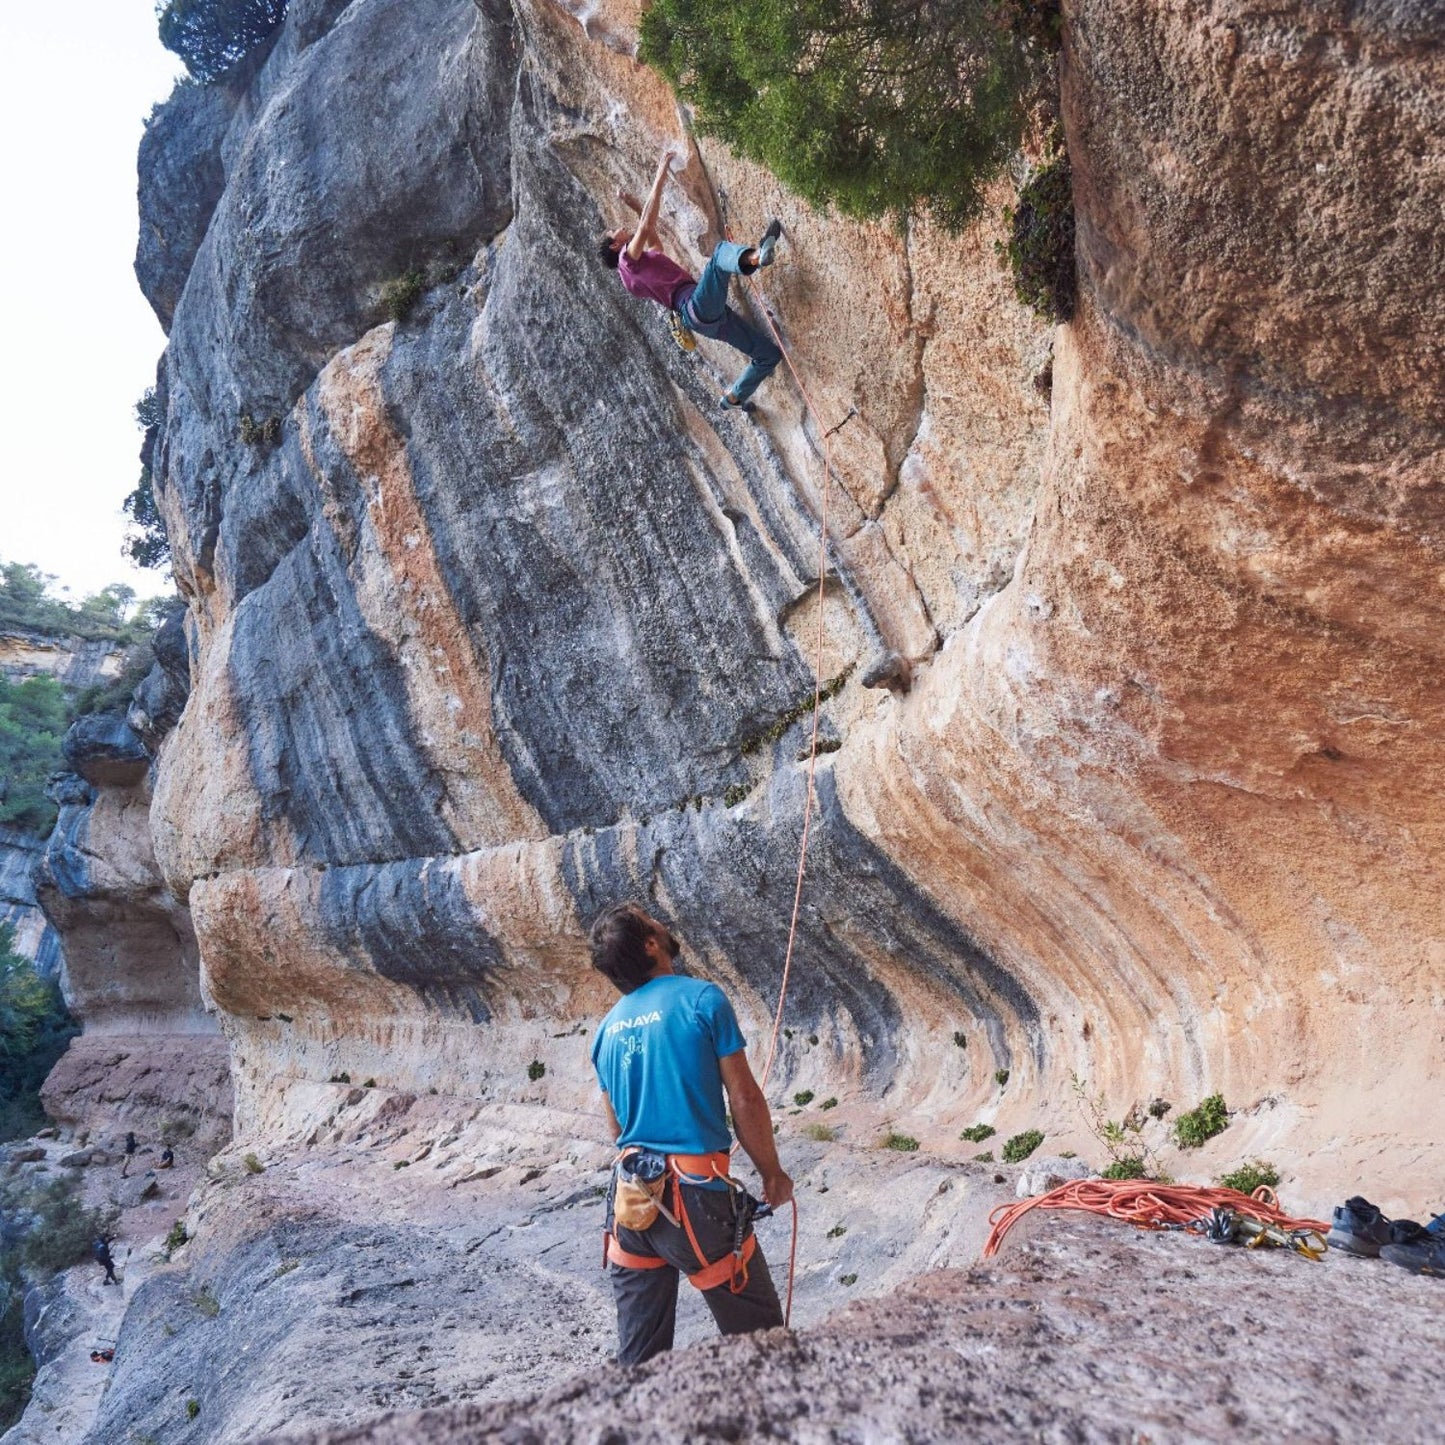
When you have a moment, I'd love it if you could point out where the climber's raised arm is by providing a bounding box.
[625,148,678,261]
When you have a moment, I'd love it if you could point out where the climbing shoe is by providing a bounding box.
[719,392,755,414]
[1326,1195,1394,1257]
[1380,1212,1445,1276]
[667,309,696,353]
[757,218,783,267]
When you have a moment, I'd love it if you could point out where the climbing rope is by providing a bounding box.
[682,130,846,1330]
[743,258,836,1333]
[983,1179,1332,1260]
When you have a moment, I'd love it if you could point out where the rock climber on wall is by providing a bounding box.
[598,147,784,411]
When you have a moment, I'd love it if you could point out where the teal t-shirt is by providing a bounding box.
[591,974,746,1156]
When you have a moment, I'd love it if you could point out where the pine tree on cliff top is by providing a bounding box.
[639,0,1050,232]
[156,0,289,84]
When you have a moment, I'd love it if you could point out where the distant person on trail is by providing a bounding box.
[589,902,792,1367]
[91,1236,118,1287]
[120,1131,137,1178]
[598,148,784,411]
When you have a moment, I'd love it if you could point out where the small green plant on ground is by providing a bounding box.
[972,1151,994,1163]
[328,1072,351,1084]
[186,1399,200,1420]
[793,1090,814,1107]
[527,1060,545,1082]
[826,1224,846,1239]
[820,1097,838,1110]
[1174,1093,1229,1149]
[994,1069,1010,1088]
[1070,1073,1166,1180]
[1219,1160,1280,1195]
[164,1221,189,1254]
[839,1273,857,1286]
[1001,1129,1044,1163]
[243,1153,264,1174]
[722,783,749,807]
[362,1078,376,1089]
[881,1132,919,1153]
[1101,1156,1149,1180]
[953,1031,968,1048]
[193,1286,220,1319]
[393,1160,409,1170]
[803,1122,836,1143]
[380,268,426,323]
[960,1123,995,1144]
[998,152,1076,322]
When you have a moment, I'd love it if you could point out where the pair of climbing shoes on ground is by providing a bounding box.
[1328,1197,1445,1275]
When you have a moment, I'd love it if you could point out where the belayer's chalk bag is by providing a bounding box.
[615,1150,668,1231]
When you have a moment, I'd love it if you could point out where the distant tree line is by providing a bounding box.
[0,566,178,838]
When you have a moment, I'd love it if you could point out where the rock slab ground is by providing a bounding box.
[276,1213,1445,1444]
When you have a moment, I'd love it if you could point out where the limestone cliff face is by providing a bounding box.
[135,0,1442,1199]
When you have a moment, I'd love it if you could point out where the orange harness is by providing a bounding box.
[604,1149,757,1294]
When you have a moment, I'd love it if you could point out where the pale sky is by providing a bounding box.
[0,4,186,605]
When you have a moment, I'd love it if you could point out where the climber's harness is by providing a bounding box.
[604,1146,762,1294]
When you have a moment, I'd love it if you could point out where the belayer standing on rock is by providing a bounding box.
[599,148,784,411]
[589,903,793,1366]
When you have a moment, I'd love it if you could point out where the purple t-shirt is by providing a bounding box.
[617,247,695,310]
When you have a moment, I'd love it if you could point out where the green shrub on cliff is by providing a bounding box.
[1173,1093,1229,1150]
[998,152,1076,321]
[157,0,289,84]
[122,466,170,572]
[641,0,1065,236]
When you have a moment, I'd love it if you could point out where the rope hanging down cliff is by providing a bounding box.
[681,126,852,1329]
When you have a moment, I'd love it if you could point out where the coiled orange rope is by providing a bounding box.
[983,1179,1331,1259]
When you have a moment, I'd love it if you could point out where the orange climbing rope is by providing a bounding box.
[689,152,843,1330]
[742,260,838,1333]
[982,1179,1331,1259]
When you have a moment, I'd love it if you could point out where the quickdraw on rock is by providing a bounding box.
[1190,1205,1328,1260]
